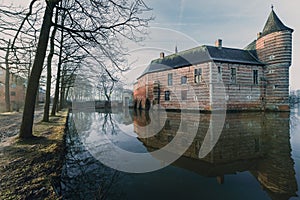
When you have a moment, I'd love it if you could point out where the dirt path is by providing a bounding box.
[0,105,44,143]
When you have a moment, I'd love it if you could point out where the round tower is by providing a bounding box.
[256,7,293,111]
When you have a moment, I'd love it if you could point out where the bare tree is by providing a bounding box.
[43,7,59,122]
[45,5,87,119]
[4,40,11,112]
[51,1,66,116]
[98,73,117,103]
[57,41,87,109]
[0,4,41,112]
[19,0,60,138]
[16,0,152,138]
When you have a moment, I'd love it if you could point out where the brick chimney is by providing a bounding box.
[160,52,165,59]
[215,39,222,49]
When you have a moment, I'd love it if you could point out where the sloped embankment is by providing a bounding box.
[0,110,68,200]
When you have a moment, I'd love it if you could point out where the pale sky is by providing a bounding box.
[4,0,300,90]
[140,0,300,90]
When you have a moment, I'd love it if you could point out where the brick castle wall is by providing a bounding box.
[256,30,292,111]
[134,61,264,111]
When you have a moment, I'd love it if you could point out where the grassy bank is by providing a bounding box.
[0,110,68,200]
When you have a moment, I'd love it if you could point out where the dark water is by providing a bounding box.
[61,106,300,200]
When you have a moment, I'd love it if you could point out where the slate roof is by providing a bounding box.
[138,9,292,79]
[244,40,259,60]
[206,46,262,65]
[139,45,264,78]
[261,10,293,37]
[244,40,257,51]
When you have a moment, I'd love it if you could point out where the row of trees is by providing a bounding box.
[0,3,39,112]
[0,0,152,138]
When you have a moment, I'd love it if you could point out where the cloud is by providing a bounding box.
[142,0,300,89]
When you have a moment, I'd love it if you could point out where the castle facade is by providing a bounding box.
[133,8,293,111]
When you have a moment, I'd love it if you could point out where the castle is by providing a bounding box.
[133,8,293,111]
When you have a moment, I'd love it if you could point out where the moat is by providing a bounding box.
[60,105,300,200]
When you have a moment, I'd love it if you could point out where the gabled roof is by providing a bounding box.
[139,45,264,78]
[261,10,293,37]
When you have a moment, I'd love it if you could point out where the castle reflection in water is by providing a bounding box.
[131,110,298,200]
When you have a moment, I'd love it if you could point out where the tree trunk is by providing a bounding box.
[59,70,65,110]
[5,40,11,112]
[51,48,62,116]
[43,7,58,122]
[51,7,65,116]
[36,86,39,106]
[65,86,70,103]
[19,3,56,138]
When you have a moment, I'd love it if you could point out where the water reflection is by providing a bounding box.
[133,111,298,200]
[64,109,298,199]
[60,114,123,200]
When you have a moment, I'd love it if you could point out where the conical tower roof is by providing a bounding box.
[261,8,293,37]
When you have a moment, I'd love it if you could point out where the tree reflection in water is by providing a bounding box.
[60,112,123,200]
[62,109,298,200]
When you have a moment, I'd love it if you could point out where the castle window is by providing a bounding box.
[269,55,275,60]
[181,90,187,101]
[11,91,16,96]
[181,76,187,84]
[230,68,237,84]
[168,73,173,86]
[217,66,222,82]
[194,68,202,83]
[253,70,258,85]
[165,91,170,101]
[11,83,16,88]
